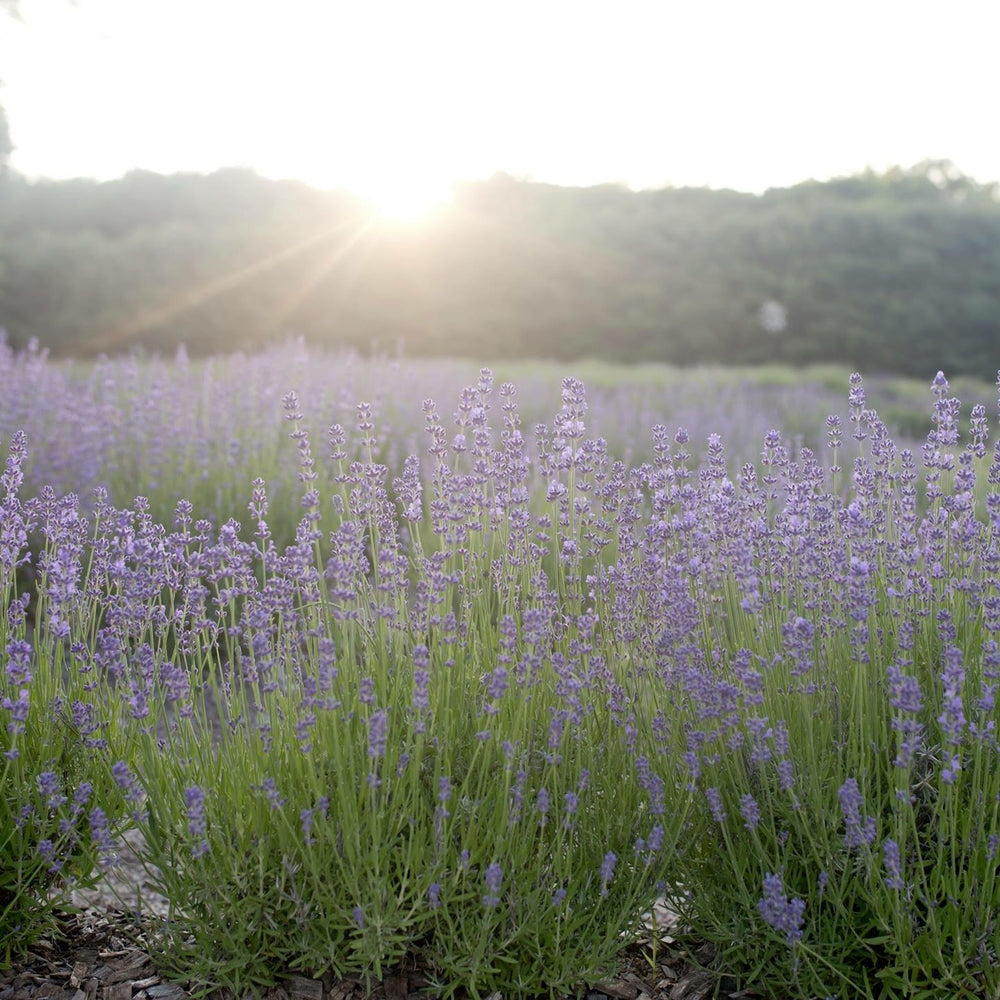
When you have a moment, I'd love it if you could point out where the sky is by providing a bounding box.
[2,0,998,214]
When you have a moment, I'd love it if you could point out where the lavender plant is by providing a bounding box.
[5,334,955,550]
[4,350,1000,1000]
[647,372,1000,997]
[0,432,134,962]
[5,376,692,996]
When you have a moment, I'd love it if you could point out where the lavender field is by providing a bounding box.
[3,339,1000,999]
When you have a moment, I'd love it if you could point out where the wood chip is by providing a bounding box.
[285,979,321,1000]
[142,985,186,1000]
[34,986,70,1000]
[106,960,152,987]
[592,982,638,1000]
[69,965,88,990]
[668,974,713,1000]
[382,975,406,1000]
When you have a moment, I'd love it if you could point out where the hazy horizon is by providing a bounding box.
[2,0,998,217]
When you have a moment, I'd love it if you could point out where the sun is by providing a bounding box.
[358,178,455,223]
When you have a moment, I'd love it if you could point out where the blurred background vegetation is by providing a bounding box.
[0,150,998,376]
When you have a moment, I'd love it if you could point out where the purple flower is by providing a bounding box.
[483,862,502,908]
[777,759,795,794]
[112,761,144,818]
[781,616,814,676]
[563,791,578,828]
[706,787,726,824]
[367,708,388,760]
[882,839,904,889]
[71,782,92,815]
[89,807,117,869]
[359,677,376,704]
[412,665,430,716]
[158,661,191,707]
[428,882,441,909]
[3,687,29,733]
[757,872,805,945]
[259,777,286,810]
[37,771,67,810]
[4,638,32,686]
[300,808,315,844]
[185,785,209,857]
[437,776,452,804]
[37,838,60,874]
[838,778,876,849]
[740,794,761,831]
[938,646,966,747]
[127,683,149,721]
[536,787,550,821]
[941,755,961,784]
[888,665,923,714]
[486,664,508,703]
[599,851,617,897]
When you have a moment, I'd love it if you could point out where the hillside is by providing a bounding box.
[0,160,997,375]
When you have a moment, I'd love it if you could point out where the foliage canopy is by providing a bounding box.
[0,161,997,374]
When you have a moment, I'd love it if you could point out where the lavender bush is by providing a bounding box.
[0,432,133,960]
[655,372,1000,997]
[3,371,692,996]
[3,343,1000,999]
[4,332,944,547]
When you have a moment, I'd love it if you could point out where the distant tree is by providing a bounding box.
[0,104,12,172]
[0,0,18,172]
[1,163,999,371]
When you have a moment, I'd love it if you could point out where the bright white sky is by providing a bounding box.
[2,0,998,213]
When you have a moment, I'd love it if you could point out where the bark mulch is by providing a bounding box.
[0,908,756,1000]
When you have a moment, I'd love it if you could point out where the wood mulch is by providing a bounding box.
[3,834,758,1000]
[0,907,755,1000]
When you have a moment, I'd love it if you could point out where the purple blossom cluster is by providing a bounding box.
[838,779,877,850]
[3,354,1000,995]
[0,340,869,545]
[757,871,806,945]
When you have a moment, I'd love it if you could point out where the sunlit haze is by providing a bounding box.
[1,0,998,210]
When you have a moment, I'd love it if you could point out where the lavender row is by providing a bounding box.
[0,336,875,545]
[2,356,1000,998]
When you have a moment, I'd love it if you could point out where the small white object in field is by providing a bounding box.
[758,300,788,334]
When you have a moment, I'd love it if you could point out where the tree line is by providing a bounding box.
[0,160,998,375]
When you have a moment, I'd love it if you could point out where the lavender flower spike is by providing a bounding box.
[483,862,503,908]
[838,778,877,849]
[599,851,617,897]
[757,872,805,946]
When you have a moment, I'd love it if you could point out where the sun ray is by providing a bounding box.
[260,215,380,332]
[93,215,377,352]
